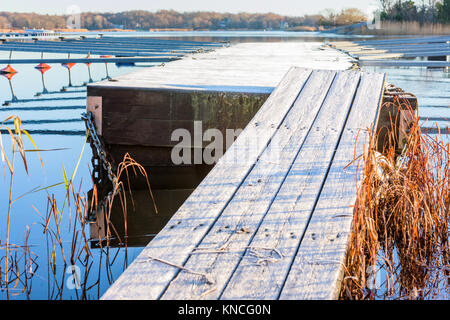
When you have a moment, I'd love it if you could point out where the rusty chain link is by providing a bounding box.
[82,111,120,221]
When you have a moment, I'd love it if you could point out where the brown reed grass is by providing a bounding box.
[35,152,157,299]
[0,115,42,299]
[341,101,449,300]
[1,114,157,299]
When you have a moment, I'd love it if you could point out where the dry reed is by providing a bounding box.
[1,114,157,299]
[35,152,156,299]
[0,115,42,299]
[341,99,449,300]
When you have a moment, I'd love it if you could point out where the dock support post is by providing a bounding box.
[446,41,449,73]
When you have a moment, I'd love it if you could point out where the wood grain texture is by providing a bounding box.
[161,69,339,300]
[96,88,267,148]
[279,72,385,300]
[219,71,361,300]
[101,67,312,300]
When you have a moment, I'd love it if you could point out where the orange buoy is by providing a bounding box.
[1,72,17,80]
[62,62,76,70]
[0,65,17,74]
[35,63,51,74]
[100,55,112,58]
[1,65,17,80]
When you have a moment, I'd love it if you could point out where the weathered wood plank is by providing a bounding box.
[279,72,385,300]
[357,53,404,60]
[357,51,450,59]
[331,37,450,61]
[101,67,313,300]
[219,71,362,300]
[354,36,450,46]
[360,60,450,67]
[160,69,342,300]
[101,91,267,147]
[347,49,388,55]
[367,43,450,51]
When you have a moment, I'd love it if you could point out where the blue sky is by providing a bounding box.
[2,0,380,16]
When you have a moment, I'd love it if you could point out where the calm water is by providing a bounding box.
[363,64,450,144]
[0,31,448,300]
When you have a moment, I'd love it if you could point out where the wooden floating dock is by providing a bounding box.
[328,35,450,67]
[360,60,450,68]
[0,56,180,65]
[98,66,385,300]
[86,42,393,300]
[87,42,352,189]
[0,37,224,63]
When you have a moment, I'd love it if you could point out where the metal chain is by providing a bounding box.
[82,111,120,221]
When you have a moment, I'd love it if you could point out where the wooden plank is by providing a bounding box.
[219,71,362,300]
[104,118,197,147]
[33,40,205,51]
[101,67,313,300]
[368,43,450,51]
[354,36,450,46]
[357,53,404,60]
[87,96,102,135]
[79,37,221,46]
[160,69,341,300]
[400,50,450,58]
[0,57,179,64]
[279,72,385,300]
[347,49,387,55]
[89,87,173,107]
[358,51,450,59]
[101,91,267,147]
[360,60,450,67]
[328,41,359,47]
[0,44,180,57]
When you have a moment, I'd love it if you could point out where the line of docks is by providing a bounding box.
[0,37,226,136]
[0,36,225,65]
[328,35,450,68]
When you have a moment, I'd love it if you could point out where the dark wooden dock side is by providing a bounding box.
[87,42,352,189]
[99,67,385,300]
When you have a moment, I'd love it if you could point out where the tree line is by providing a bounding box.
[379,0,449,23]
[0,9,368,31]
[0,3,448,31]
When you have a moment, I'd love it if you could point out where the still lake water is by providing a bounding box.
[0,31,448,300]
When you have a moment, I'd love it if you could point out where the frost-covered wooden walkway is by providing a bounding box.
[100,66,385,300]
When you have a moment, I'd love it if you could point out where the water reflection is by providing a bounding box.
[90,188,194,247]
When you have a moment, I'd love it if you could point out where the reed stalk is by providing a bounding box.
[341,100,449,300]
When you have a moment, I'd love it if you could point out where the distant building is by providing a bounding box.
[25,29,55,33]
[24,29,58,37]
